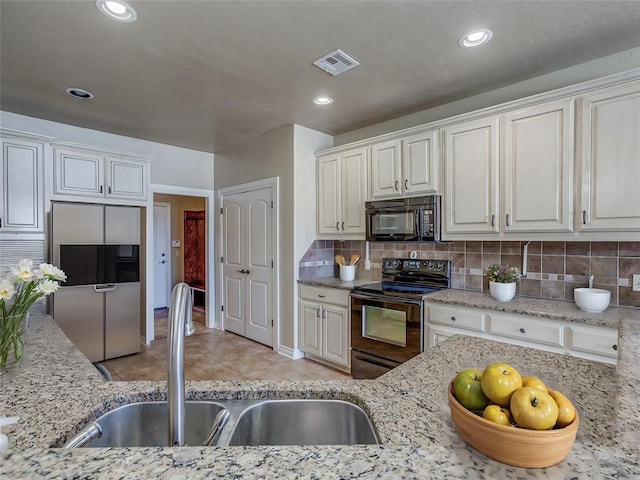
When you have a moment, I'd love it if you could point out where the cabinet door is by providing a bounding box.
[299,299,322,356]
[402,129,440,196]
[106,157,147,200]
[317,154,341,235]
[340,147,368,235]
[1,137,43,232]
[370,140,401,199]
[580,82,640,231]
[54,148,104,197]
[322,303,350,367]
[502,99,574,233]
[443,117,500,235]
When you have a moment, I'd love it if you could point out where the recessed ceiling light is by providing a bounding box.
[96,0,137,23]
[313,96,333,105]
[66,87,94,100]
[459,29,493,48]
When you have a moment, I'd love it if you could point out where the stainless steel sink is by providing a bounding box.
[65,401,228,447]
[225,399,379,446]
[66,399,379,448]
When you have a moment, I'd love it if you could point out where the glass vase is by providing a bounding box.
[0,311,28,372]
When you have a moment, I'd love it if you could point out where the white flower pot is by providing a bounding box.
[489,281,516,302]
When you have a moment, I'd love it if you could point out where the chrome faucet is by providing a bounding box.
[167,282,192,446]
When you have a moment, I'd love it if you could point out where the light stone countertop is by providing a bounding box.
[1,309,639,479]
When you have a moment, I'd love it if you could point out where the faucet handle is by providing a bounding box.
[589,275,594,289]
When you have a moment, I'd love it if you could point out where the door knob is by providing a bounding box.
[160,260,166,264]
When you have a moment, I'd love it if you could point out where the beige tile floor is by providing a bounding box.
[101,308,351,382]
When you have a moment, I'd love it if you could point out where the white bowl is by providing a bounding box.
[574,288,611,313]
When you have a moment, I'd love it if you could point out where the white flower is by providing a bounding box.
[37,279,59,295]
[11,259,35,282]
[0,279,15,301]
[38,263,67,281]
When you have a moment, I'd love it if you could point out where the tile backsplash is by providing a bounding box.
[299,240,640,308]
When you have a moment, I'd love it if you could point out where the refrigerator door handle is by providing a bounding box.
[94,284,117,293]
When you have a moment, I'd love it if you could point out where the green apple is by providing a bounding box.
[453,368,491,411]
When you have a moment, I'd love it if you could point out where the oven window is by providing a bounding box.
[362,305,406,347]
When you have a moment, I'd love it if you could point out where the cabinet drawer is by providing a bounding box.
[299,285,349,307]
[566,325,618,358]
[428,304,485,332]
[488,313,562,347]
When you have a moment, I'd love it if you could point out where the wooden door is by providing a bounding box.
[222,186,274,347]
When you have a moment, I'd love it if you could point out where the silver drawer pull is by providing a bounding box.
[519,327,526,334]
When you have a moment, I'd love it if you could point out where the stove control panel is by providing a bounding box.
[382,258,449,274]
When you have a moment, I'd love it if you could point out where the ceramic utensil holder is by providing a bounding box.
[339,265,356,282]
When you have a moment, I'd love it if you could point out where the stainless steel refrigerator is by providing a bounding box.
[51,203,141,362]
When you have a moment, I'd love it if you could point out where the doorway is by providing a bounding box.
[145,185,215,345]
[219,178,278,348]
[153,202,171,309]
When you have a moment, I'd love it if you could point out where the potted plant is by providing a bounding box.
[0,259,66,371]
[487,264,521,302]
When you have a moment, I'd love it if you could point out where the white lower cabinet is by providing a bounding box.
[426,302,617,365]
[299,285,350,371]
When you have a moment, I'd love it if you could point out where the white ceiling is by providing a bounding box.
[1,1,639,153]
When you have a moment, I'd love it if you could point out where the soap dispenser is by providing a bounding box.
[0,416,20,450]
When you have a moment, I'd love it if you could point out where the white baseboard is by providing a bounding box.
[278,345,305,360]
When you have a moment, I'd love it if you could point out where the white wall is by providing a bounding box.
[293,125,333,267]
[215,124,332,353]
[336,46,640,145]
[0,111,214,190]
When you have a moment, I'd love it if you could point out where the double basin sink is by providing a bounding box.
[65,399,379,448]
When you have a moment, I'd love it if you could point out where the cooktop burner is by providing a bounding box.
[353,257,451,298]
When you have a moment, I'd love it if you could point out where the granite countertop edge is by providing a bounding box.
[2,310,639,478]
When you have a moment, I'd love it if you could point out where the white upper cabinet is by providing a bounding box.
[370,129,440,200]
[53,143,150,204]
[443,116,500,236]
[443,98,574,239]
[502,98,574,233]
[0,131,49,234]
[317,147,368,237]
[579,81,640,232]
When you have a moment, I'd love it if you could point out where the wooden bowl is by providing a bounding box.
[448,382,579,468]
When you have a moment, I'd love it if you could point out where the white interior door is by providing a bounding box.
[245,187,273,346]
[153,203,170,309]
[221,186,274,347]
[223,196,246,335]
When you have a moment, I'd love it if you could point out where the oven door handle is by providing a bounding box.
[350,292,423,306]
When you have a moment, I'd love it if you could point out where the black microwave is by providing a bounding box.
[365,196,440,242]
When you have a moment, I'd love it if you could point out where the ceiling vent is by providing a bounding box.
[313,49,360,76]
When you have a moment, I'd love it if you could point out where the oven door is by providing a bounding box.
[350,292,424,364]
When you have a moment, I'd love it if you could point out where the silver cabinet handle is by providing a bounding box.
[322,309,327,319]
[394,180,399,191]
[336,221,340,231]
[582,210,589,225]
[316,308,321,318]
[613,344,618,351]
[318,294,326,298]
[451,316,456,322]
[99,185,103,194]
[519,327,526,334]
[506,214,510,227]
[341,221,345,231]
[491,214,495,227]
[108,186,112,194]
[237,269,245,274]
[245,269,250,275]
[404,179,408,190]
